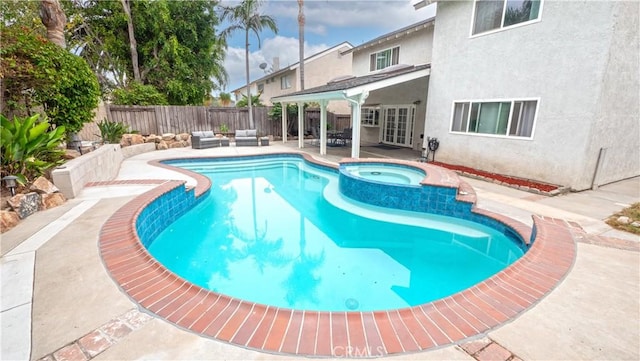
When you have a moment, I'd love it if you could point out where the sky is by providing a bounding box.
[219,0,437,96]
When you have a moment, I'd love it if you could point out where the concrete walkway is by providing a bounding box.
[1,143,638,361]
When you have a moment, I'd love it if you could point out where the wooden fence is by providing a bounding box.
[88,105,352,139]
[106,105,275,136]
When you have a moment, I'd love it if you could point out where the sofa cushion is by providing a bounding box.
[202,130,214,138]
[246,129,257,137]
[191,131,204,137]
[235,129,247,137]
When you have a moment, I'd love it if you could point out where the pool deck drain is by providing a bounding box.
[96,155,577,357]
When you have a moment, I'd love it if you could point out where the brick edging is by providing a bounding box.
[96,156,576,357]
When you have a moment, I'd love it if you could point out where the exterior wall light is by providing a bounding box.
[2,175,18,196]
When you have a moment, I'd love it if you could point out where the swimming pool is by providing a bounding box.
[99,152,576,357]
[147,156,524,312]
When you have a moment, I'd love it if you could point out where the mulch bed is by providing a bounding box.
[430,161,560,193]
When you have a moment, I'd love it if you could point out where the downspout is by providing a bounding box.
[343,91,369,158]
[591,147,607,190]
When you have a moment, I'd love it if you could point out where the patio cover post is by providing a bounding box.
[319,100,328,155]
[297,101,305,148]
[345,91,368,158]
[281,102,287,143]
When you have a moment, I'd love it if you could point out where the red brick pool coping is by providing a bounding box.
[96,153,576,357]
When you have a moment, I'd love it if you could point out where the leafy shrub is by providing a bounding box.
[0,114,66,184]
[97,119,136,143]
[111,82,168,105]
[0,26,101,134]
[236,92,264,107]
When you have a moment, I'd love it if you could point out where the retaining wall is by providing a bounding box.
[52,143,155,198]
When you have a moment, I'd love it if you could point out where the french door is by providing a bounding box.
[382,105,415,147]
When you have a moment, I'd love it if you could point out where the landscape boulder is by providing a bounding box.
[30,176,59,194]
[7,192,41,219]
[161,133,176,141]
[130,134,145,145]
[0,210,19,233]
[40,193,66,210]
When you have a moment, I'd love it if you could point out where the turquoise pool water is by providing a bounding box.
[148,157,524,311]
[342,164,425,185]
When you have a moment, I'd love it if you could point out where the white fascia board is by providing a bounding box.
[343,68,430,98]
[291,42,354,70]
[271,90,346,104]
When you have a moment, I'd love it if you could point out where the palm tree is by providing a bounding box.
[220,0,277,129]
[39,0,66,48]
[219,92,232,107]
[297,0,305,90]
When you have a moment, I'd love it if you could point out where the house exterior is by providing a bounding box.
[271,18,436,156]
[421,0,639,190]
[343,19,435,149]
[232,42,354,114]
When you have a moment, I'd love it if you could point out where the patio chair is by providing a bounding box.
[337,127,352,146]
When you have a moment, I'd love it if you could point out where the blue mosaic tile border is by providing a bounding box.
[339,168,526,250]
[136,184,205,248]
[145,155,526,251]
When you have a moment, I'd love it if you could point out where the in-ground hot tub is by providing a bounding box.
[341,163,426,185]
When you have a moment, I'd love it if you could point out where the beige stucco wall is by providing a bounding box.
[423,1,639,190]
[359,77,429,150]
[351,26,434,76]
[348,26,433,150]
[587,1,640,187]
[254,45,353,115]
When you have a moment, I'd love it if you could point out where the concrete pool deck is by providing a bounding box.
[1,142,639,360]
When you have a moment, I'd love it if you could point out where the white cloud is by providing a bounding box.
[265,1,431,34]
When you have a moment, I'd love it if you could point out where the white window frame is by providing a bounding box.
[361,106,381,127]
[280,75,291,90]
[469,0,544,38]
[449,97,539,140]
[369,46,400,72]
[381,104,416,146]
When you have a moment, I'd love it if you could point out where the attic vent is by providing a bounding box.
[328,75,355,84]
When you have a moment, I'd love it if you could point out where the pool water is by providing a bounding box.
[343,164,425,185]
[149,157,524,311]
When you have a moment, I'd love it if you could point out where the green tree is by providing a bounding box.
[1,26,100,134]
[0,0,44,31]
[268,102,302,135]
[220,0,277,129]
[66,0,227,105]
[111,82,167,105]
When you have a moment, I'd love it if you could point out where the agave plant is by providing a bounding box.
[0,114,66,184]
[96,119,135,143]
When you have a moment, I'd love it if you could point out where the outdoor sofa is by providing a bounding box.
[235,129,259,146]
[191,130,221,149]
